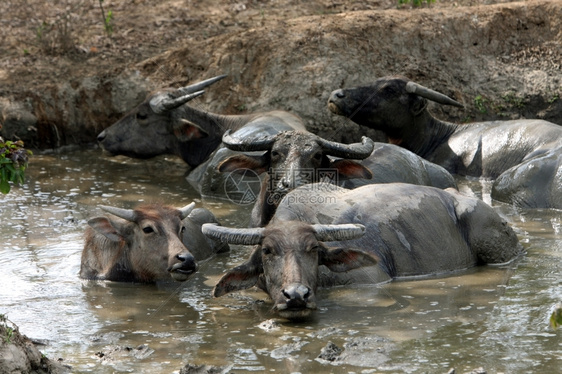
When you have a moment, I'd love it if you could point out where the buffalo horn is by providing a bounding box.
[221,129,277,152]
[179,202,196,220]
[202,223,265,245]
[317,136,375,160]
[176,74,227,96]
[312,223,366,242]
[149,90,205,114]
[405,81,464,108]
[99,205,136,222]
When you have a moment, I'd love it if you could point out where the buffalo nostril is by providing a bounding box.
[335,90,345,99]
[97,131,106,142]
[283,284,311,302]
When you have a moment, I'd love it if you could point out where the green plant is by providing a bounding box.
[0,137,32,194]
[474,95,487,114]
[548,93,560,104]
[502,92,525,109]
[551,304,562,330]
[0,314,15,344]
[98,0,114,36]
[398,0,436,7]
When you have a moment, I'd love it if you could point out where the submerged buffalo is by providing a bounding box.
[97,74,304,169]
[218,130,375,226]
[202,183,522,319]
[218,130,455,226]
[328,76,562,208]
[81,202,228,282]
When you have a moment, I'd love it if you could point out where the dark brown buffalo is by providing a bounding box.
[327,76,562,208]
[80,202,228,282]
[202,183,522,320]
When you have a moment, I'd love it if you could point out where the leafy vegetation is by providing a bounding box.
[98,0,114,36]
[474,95,488,114]
[0,314,15,344]
[550,303,562,330]
[0,137,32,194]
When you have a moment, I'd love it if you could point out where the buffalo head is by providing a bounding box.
[202,221,377,320]
[327,76,463,144]
[217,130,374,226]
[97,75,226,167]
[82,203,199,282]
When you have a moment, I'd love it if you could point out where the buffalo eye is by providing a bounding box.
[136,112,148,121]
[180,226,186,235]
[262,246,273,255]
[142,226,154,234]
[313,152,323,162]
[270,150,280,160]
[308,245,320,253]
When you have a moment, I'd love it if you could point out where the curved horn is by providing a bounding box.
[99,205,136,222]
[317,136,375,160]
[202,223,265,245]
[221,129,277,152]
[312,223,366,242]
[176,74,227,96]
[149,90,205,114]
[178,202,196,220]
[405,82,464,108]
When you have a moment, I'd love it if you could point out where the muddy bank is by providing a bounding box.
[0,319,69,374]
[1,0,561,149]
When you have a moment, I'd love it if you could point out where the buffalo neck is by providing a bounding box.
[402,112,459,159]
[177,105,257,137]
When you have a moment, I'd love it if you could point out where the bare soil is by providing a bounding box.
[1,0,561,148]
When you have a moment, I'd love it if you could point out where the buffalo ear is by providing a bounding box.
[175,119,209,141]
[330,159,373,180]
[319,246,378,272]
[410,96,428,116]
[218,154,269,175]
[213,247,263,297]
[88,217,124,243]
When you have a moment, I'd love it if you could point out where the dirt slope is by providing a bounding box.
[1,0,560,148]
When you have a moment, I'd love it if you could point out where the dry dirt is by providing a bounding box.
[1,0,561,148]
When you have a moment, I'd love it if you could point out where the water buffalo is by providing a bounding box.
[202,183,522,319]
[491,146,562,208]
[218,130,456,226]
[327,76,562,208]
[97,74,304,170]
[80,202,229,282]
[218,130,375,227]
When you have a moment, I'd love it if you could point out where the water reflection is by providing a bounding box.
[0,148,560,373]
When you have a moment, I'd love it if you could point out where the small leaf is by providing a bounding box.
[0,179,10,194]
[550,304,562,330]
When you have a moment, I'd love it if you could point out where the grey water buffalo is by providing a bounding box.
[218,130,456,226]
[218,130,375,226]
[97,74,304,170]
[492,146,562,208]
[202,183,522,319]
[185,111,306,199]
[328,76,562,208]
[80,202,228,282]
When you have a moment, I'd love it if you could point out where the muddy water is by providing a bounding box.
[0,148,560,373]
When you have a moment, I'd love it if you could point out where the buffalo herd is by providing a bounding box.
[81,73,562,319]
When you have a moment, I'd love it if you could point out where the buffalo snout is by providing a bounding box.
[168,252,198,281]
[97,130,107,143]
[276,283,316,319]
[327,90,345,115]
